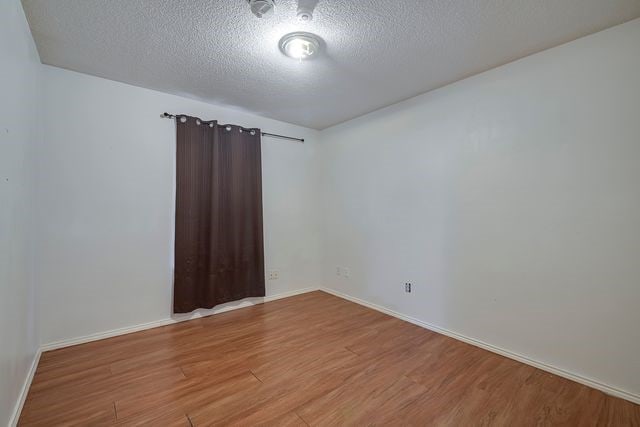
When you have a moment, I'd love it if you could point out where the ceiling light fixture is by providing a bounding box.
[279,32,322,60]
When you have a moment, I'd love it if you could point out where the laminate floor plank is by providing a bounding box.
[188,364,362,426]
[19,291,640,426]
[115,372,261,421]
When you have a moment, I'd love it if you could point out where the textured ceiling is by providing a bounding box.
[22,0,640,129]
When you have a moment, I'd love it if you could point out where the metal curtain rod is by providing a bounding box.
[160,112,304,143]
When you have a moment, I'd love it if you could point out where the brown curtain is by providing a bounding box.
[173,115,265,313]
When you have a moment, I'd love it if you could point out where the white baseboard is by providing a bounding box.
[40,287,318,352]
[319,287,640,406]
[9,348,41,427]
[10,287,315,425]
[20,284,637,426]
[15,287,318,424]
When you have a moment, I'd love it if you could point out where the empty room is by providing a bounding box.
[2,0,640,425]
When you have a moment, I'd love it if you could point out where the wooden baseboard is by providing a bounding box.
[319,287,640,405]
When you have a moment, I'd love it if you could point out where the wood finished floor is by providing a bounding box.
[20,291,640,426]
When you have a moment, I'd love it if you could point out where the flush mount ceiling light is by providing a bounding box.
[279,32,322,60]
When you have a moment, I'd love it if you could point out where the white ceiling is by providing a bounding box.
[22,0,640,129]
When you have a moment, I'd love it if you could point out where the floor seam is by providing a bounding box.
[250,370,264,383]
[295,410,311,426]
[344,346,361,356]
[179,366,188,379]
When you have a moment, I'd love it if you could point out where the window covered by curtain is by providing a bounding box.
[173,115,265,313]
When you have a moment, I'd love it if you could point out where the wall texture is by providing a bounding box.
[320,18,640,399]
[0,0,41,424]
[37,66,323,345]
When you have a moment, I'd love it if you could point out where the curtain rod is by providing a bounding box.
[160,112,304,143]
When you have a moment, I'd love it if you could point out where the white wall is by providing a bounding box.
[320,19,640,399]
[0,0,41,424]
[37,66,323,345]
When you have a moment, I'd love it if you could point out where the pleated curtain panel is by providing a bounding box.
[173,115,265,313]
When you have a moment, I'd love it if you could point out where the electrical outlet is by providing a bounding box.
[342,267,351,278]
[268,270,280,280]
[336,267,341,276]
[405,283,412,293]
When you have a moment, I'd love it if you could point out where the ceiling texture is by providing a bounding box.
[22,0,640,129]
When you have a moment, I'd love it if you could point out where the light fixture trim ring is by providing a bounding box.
[279,31,322,60]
